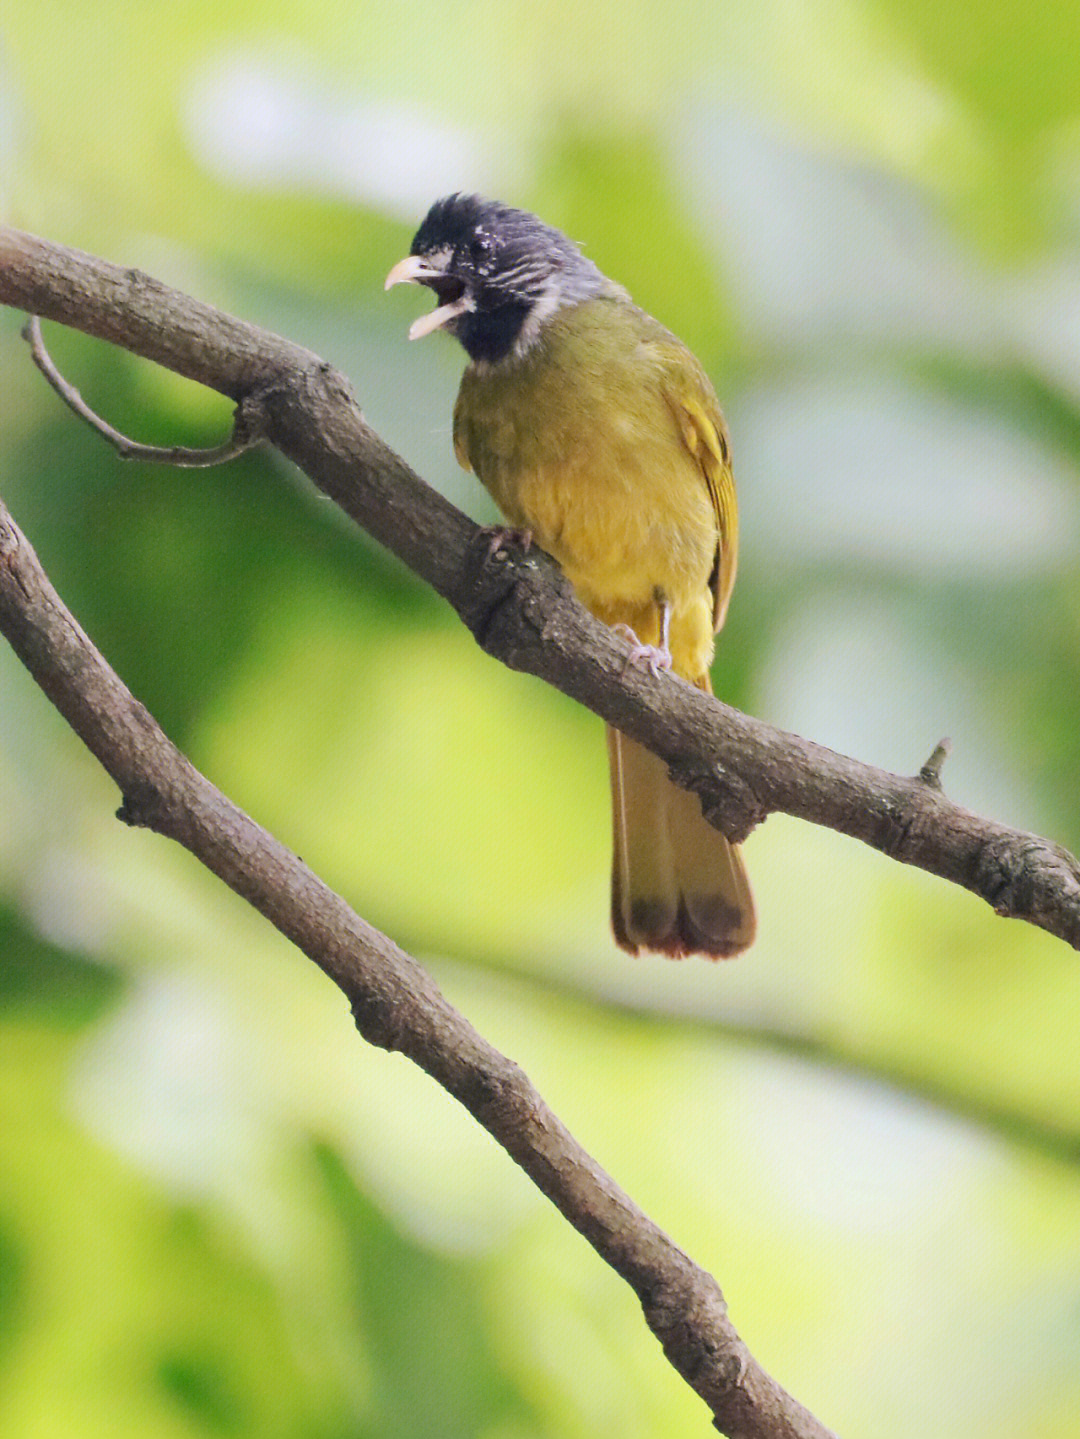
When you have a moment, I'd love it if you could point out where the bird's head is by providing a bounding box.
[385,194,621,364]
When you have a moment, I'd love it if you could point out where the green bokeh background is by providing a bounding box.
[3,3,1080,1436]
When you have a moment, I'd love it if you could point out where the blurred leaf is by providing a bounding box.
[156,1350,246,1434]
[532,130,740,366]
[0,906,123,1026]
[873,0,1080,144]
[194,576,607,961]
[0,1023,359,1439]
[314,1141,535,1439]
[0,1221,26,1366]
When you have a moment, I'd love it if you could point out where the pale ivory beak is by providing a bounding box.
[384,255,441,289]
[384,255,473,340]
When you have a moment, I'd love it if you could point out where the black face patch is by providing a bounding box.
[455,301,534,364]
[407,194,610,363]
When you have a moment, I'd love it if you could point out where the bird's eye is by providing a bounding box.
[469,232,497,270]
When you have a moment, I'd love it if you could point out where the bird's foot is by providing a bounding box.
[612,623,673,677]
[482,525,533,560]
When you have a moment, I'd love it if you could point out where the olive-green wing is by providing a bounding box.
[661,359,739,632]
[452,386,475,473]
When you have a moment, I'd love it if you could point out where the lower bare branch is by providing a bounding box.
[0,495,836,1438]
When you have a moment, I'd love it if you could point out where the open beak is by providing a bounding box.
[384,255,442,290]
[384,255,473,341]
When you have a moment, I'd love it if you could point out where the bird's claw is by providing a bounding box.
[612,623,673,677]
[482,525,533,560]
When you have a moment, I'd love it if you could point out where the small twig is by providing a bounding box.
[22,315,265,468]
[919,738,952,790]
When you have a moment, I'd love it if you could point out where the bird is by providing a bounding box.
[386,195,755,958]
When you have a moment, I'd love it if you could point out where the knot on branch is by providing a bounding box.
[116,780,170,831]
[453,1055,534,1122]
[973,831,1080,934]
[0,509,30,602]
[458,526,573,666]
[232,389,272,447]
[349,987,411,1053]
[641,1271,750,1403]
[269,356,362,443]
[879,779,947,860]
[690,761,766,844]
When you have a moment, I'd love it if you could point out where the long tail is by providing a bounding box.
[607,727,755,959]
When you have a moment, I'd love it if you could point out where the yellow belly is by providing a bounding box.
[455,303,720,678]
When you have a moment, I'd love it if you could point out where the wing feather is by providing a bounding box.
[452,389,474,473]
[663,371,738,632]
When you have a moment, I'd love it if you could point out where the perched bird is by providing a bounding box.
[386,195,755,958]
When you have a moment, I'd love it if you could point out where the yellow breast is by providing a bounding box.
[453,299,719,621]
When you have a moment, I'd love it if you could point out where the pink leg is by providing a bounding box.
[613,602,673,677]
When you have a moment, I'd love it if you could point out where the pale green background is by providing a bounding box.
[2,3,1080,1436]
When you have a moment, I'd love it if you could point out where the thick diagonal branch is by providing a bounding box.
[1,224,1078,957]
[0,498,834,1438]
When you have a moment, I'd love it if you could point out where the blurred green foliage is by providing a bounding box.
[3,2,1080,1437]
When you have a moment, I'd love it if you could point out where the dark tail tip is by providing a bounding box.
[613,895,749,960]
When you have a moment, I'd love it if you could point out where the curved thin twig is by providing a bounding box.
[22,315,265,467]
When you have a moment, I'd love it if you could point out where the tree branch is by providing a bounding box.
[2,225,1077,950]
[0,496,834,1438]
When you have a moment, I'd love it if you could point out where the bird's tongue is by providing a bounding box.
[409,293,472,340]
